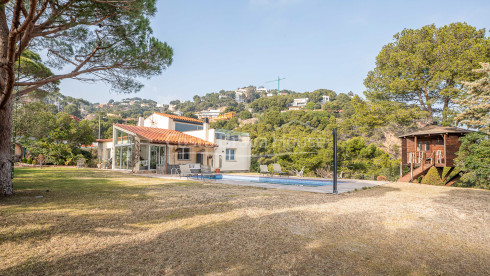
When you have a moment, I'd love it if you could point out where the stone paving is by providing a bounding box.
[147,173,389,194]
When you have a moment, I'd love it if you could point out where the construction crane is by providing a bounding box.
[265,76,286,93]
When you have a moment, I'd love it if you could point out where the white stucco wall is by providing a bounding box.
[213,137,251,172]
[97,141,113,162]
[144,114,172,129]
[183,128,216,144]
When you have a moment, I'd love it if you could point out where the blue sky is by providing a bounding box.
[60,0,490,104]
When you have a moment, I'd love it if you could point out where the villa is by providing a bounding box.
[97,113,251,173]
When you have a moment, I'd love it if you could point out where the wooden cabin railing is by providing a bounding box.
[407,150,444,165]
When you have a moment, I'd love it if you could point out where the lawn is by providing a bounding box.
[1,168,489,275]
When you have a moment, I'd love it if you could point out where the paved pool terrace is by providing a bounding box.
[146,173,389,194]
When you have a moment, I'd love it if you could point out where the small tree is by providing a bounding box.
[421,167,444,186]
[35,154,45,168]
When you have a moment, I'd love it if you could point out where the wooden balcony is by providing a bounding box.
[407,150,445,167]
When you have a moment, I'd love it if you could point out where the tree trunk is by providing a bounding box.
[0,5,13,196]
[442,96,450,123]
[422,87,433,123]
[0,98,13,196]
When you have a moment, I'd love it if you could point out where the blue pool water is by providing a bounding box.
[200,174,336,187]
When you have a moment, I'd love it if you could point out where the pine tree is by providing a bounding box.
[455,63,490,133]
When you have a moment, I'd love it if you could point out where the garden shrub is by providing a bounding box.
[421,167,444,186]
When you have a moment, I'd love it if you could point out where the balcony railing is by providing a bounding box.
[408,150,444,165]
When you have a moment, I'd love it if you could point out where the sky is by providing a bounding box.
[59,0,490,104]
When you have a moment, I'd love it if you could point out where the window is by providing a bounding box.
[175,122,203,132]
[178,148,190,160]
[417,141,430,151]
[226,149,235,161]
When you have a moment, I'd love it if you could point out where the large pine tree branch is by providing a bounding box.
[14,64,125,97]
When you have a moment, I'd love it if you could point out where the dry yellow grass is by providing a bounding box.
[1,168,489,275]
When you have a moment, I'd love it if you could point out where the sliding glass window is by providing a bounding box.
[114,128,134,170]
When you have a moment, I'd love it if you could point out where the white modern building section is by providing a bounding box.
[321,95,330,104]
[235,90,245,103]
[97,112,251,173]
[291,98,309,107]
[197,109,221,119]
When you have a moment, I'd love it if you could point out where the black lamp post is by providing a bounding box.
[333,128,338,194]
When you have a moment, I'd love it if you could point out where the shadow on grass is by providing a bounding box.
[2,203,489,275]
[6,169,487,274]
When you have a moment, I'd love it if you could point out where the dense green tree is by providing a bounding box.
[239,110,252,120]
[455,63,490,133]
[364,23,489,123]
[1,0,173,195]
[63,104,81,118]
[20,112,95,165]
[15,102,56,140]
[455,132,490,189]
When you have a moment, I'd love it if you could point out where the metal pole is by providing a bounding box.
[333,128,338,194]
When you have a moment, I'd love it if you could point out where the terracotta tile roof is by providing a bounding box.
[154,112,203,124]
[96,138,113,142]
[114,124,216,147]
[399,125,473,137]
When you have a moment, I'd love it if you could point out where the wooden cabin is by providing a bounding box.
[398,125,472,185]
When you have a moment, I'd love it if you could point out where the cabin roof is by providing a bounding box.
[398,125,472,138]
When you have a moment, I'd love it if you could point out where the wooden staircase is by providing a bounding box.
[398,164,434,183]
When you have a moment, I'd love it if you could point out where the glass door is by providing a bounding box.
[159,147,166,167]
[150,146,158,170]
[149,145,167,171]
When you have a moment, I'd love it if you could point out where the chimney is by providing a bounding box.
[203,118,210,141]
[137,117,144,127]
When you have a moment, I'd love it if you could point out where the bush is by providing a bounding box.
[455,132,490,189]
[26,158,33,164]
[421,167,444,186]
[21,158,27,163]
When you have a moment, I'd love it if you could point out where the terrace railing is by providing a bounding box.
[408,150,444,166]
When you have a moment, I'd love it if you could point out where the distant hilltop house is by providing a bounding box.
[321,95,330,104]
[256,87,268,94]
[235,87,256,103]
[288,98,309,110]
[398,124,472,185]
[197,110,236,122]
[235,88,247,103]
[197,109,221,119]
[211,112,236,122]
[97,112,251,173]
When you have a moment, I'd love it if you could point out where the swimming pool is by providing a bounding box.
[201,174,337,187]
